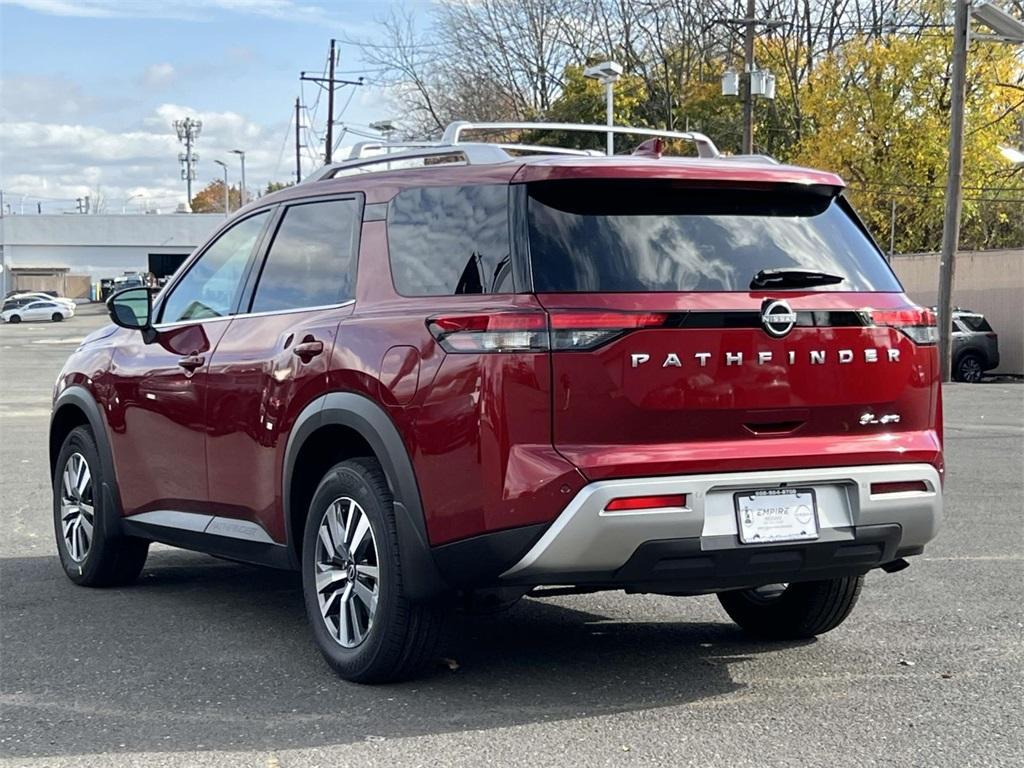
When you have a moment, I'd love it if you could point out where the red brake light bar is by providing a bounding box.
[605,494,687,512]
[427,311,667,353]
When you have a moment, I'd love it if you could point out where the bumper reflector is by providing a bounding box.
[605,494,687,512]
[870,480,929,495]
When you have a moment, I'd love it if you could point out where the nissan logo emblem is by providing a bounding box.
[761,299,797,338]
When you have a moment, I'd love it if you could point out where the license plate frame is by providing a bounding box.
[734,488,819,545]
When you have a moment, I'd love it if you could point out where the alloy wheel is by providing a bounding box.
[313,496,381,648]
[60,452,94,562]
[959,356,983,383]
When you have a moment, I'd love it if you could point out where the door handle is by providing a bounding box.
[293,339,324,363]
[177,354,205,373]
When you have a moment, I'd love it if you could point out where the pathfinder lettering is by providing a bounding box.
[633,348,900,368]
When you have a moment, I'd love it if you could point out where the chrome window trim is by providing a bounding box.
[152,299,356,330]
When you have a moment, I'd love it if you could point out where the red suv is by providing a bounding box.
[50,123,943,683]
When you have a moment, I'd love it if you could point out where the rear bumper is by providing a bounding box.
[499,463,942,588]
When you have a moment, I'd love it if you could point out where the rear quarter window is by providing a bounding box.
[527,180,901,293]
[386,184,513,296]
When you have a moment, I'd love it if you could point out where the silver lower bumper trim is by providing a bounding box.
[501,463,942,580]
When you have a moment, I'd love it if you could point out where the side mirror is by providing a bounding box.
[107,287,158,343]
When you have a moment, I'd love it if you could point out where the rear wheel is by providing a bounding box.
[954,352,984,383]
[53,426,149,586]
[52,312,64,322]
[718,576,863,639]
[301,457,447,683]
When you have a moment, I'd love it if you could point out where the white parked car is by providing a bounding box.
[10,292,77,308]
[1,300,75,323]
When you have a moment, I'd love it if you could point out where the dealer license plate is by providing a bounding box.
[734,488,819,544]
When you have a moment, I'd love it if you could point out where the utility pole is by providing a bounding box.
[741,0,756,154]
[721,6,782,154]
[937,1,1024,381]
[937,0,970,384]
[327,39,335,163]
[295,97,304,183]
[174,117,203,211]
[301,40,364,165]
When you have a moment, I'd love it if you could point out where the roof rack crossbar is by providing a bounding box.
[442,121,721,159]
[305,143,514,182]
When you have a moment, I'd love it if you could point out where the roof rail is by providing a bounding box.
[442,121,721,159]
[301,119,722,183]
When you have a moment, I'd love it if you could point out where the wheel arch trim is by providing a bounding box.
[50,385,125,530]
[283,391,448,598]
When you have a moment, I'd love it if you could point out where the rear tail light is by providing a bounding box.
[428,311,666,353]
[870,480,929,495]
[605,494,687,512]
[868,308,937,345]
[427,312,548,353]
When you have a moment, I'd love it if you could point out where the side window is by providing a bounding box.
[160,211,269,323]
[387,185,512,296]
[250,198,359,313]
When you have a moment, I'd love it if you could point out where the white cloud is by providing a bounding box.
[0,104,295,212]
[1,0,339,23]
[0,75,103,122]
[141,63,176,89]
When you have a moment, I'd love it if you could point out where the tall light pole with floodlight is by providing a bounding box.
[583,61,623,156]
[214,159,230,217]
[937,0,1024,382]
[230,149,247,206]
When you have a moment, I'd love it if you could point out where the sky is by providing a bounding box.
[0,0,433,214]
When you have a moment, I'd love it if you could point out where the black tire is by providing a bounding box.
[53,426,149,587]
[8,314,21,324]
[301,457,447,683]
[954,352,984,383]
[718,576,863,640]
[51,312,64,322]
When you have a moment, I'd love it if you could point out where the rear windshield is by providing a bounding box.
[957,314,993,333]
[527,181,901,292]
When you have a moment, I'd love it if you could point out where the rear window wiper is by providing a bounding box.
[750,268,845,290]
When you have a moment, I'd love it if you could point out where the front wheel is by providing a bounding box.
[718,576,863,640]
[52,312,64,322]
[53,426,149,586]
[8,314,21,324]
[301,457,447,683]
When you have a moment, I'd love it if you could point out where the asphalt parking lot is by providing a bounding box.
[1,304,1022,768]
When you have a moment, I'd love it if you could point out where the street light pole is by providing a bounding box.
[214,160,229,217]
[583,61,623,156]
[230,149,247,206]
[604,80,614,156]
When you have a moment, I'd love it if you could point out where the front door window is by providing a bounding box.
[160,211,270,323]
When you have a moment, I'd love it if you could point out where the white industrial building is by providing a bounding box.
[0,214,223,298]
